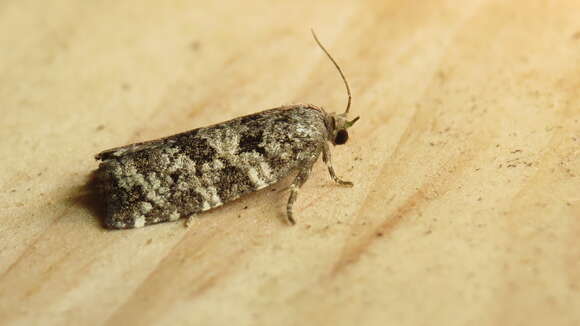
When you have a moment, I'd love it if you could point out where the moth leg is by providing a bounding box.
[286,162,315,225]
[322,142,353,186]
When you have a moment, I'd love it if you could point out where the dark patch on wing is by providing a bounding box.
[173,128,200,143]
[180,137,216,165]
[215,165,255,201]
[240,113,263,125]
[239,130,266,155]
[273,116,292,125]
[169,172,180,184]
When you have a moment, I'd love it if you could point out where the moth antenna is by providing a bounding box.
[311,29,352,114]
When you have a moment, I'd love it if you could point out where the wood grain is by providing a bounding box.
[1,0,578,325]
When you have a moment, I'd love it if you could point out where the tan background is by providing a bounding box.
[1,0,579,325]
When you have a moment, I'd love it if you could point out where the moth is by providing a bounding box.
[94,31,359,229]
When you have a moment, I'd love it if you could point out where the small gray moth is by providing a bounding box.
[94,31,359,229]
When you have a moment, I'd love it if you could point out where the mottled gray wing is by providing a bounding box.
[95,132,190,161]
[94,105,326,229]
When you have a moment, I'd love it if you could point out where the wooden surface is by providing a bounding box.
[1,1,579,325]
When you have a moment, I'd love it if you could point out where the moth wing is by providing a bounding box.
[96,137,179,160]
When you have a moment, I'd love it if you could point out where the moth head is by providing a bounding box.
[329,113,360,145]
[311,30,359,146]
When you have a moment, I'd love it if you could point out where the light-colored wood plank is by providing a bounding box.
[1,0,578,325]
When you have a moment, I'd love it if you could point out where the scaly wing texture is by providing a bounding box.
[95,105,326,228]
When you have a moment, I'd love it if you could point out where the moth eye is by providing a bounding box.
[334,130,349,145]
